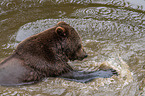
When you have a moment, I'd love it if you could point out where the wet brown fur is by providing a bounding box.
[0,22,87,85]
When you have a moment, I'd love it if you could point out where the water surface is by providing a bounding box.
[0,0,145,96]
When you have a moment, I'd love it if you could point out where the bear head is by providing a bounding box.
[16,21,88,62]
[55,21,88,61]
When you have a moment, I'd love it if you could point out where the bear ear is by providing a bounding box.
[55,26,67,37]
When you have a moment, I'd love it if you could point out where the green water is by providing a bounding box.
[0,0,145,96]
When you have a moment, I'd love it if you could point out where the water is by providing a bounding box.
[0,0,145,96]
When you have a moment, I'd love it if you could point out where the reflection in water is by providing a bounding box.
[0,0,145,95]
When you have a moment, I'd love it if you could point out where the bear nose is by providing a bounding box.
[84,54,88,58]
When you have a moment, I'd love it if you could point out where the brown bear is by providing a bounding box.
[0,21,117,86]
[0,21,88,85]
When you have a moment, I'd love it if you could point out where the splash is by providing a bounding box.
[97,54,133,87]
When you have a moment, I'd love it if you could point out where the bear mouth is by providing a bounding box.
[77,56,88,61]
[69,54,88,61]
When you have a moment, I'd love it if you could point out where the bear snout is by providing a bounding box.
[77,52,88,61]
[84,54,88,58]
[80,53,88,60]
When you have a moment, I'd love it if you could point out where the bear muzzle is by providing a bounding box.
[77,53,88,61]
